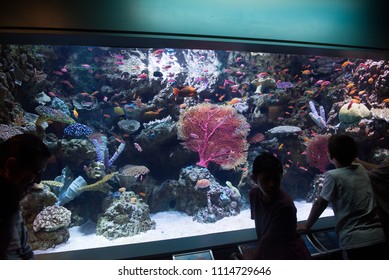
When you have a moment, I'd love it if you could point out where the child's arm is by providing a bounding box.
[297,197,328,232]
[354,158,379,171]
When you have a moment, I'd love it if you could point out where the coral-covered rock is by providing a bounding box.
[20,186,58,225]
[20,187,71,250]
[29,228,70,251]
[96,191,156,239]
[58,138,96,170]
[149,165,241,223]
[371,108,389,123]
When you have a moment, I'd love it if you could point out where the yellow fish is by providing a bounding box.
[113,106,125,116]
[73,108,79,118]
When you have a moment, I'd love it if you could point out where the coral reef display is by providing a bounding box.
[1,44,389,252]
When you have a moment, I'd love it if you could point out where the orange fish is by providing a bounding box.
[226,98,240,105]
[342,60,353,68]
[305,90,314,95]
[173,86,197,98]
[301,70,311,75]
[383,98,389,103]
[368,78,374,84]
[346,83,354,89]
[218,94,226,101]
[358,90,366,96]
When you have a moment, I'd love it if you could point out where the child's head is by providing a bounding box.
[251,152,283,196]
[0,133,51,200]
[328,134,358,166]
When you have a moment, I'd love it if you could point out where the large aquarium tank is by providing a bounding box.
[1,43,388,258]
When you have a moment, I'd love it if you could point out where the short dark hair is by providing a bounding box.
[252,152,283,176]
[0,133,51,168]
[328,134,357,166]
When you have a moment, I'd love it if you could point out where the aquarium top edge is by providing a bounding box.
[1,28,389,60]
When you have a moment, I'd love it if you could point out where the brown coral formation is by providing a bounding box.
[33,205,71,232]
[118,165,150,188]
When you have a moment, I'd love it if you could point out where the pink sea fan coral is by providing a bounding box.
[306,134,330,173]
[177,103,250,169]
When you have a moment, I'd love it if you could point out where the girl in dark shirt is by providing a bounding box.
[241,152,311,259]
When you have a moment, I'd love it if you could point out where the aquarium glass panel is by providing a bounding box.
[2,43,387,255]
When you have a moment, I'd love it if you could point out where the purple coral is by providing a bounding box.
[88,133,108,163]
[308,101,327,129]
[88,133,125,167]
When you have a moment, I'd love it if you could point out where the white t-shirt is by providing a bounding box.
[320,164,385,250]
